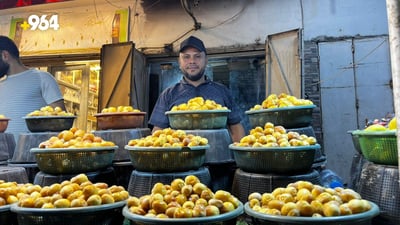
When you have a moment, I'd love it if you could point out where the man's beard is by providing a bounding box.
[0,60,9,79]
[182,68,205,82]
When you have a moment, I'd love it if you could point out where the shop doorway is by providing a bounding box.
[265,29,301,97]
[99,42,148,127]
[319,36,393,186]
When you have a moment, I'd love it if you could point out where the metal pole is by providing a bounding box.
[386,0,400,178]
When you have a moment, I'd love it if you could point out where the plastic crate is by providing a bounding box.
[12,132,59,163]
[0,166,28,183]
[185,129,234,164]
[93,128,151,162]
[357,162,400,225]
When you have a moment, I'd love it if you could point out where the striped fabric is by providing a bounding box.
[0,69,63,141]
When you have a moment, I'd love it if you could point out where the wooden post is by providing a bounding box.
[386,0,400,180]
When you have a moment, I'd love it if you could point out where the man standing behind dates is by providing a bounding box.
[0,35,66,141]
[149,35,245,142]
[149,36,245,191]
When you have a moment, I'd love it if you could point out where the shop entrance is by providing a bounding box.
[319,36,393,186]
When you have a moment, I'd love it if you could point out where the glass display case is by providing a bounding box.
[51,62,100,131]
[88,65,100,131]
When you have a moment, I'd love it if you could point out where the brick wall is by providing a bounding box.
[303,41,323,149]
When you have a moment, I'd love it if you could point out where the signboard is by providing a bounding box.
[0,0,71,10]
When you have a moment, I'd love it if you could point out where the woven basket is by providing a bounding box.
[245,201,379,225]
[0,204,17,225]
[10,201,125,225]
[166,109,230,130]
[245,105,316,128]
[348,130,362,154]
[351,130,398,165]
[229,144,318,174]
[30,146,117,174]
[123,201,243,225]
[125,145,208,172]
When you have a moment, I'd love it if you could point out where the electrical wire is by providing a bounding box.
[203,2,247,30]
[104,0,122,8]
[312,37,388,87]
[93,0,98,18]
[130,1,137,40]
[139,0,202,53]
[170,27,196,46]
[180,0,201,30]
[143,0,161,11]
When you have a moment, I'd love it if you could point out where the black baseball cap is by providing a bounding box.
[179,36,206,53]
[0,35,19,58]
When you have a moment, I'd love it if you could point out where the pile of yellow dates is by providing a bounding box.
[100,105,141,113]
[27,106,74,116]
[0,181,35,206]
[126,175,240,218]
[248,180,372,217]
[38,127,115,148]
[127,128,208,147]
[233,122,317,147]
[9,174,128,208]
[250,93,314,110]
[171,97,228,111]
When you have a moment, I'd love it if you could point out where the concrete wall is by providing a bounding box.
[0,0,301,54]
[0,0,391,186]
[0,0,387,54]
[302,0,388,40]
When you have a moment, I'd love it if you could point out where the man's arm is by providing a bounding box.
[228,123,245,143]
[151,126,163,133]
[49,99,67,111]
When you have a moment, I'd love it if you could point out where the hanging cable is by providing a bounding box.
[180,0,201,30]
[142,0,202,53]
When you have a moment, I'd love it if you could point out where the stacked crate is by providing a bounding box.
[231,105,322,204]
[352,130,399,225]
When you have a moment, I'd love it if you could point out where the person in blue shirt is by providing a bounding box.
[149,35,245,143]
[149,36,245,192]
[0,35,65,140]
